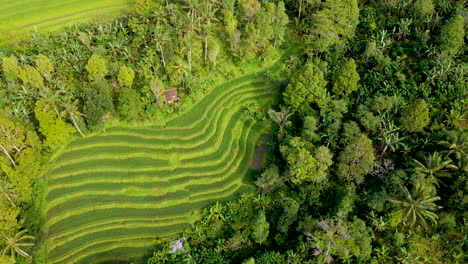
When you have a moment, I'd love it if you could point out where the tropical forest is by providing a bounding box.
[0,0,466,263]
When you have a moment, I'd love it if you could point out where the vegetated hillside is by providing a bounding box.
[44,69,280,263]
[0,0,135,33]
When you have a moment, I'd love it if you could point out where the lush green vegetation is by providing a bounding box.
[0,0,136,33]
[0,0,466,263]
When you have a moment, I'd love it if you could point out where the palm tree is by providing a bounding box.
[180,33,201,74]
[0,229,35,260]
[153,26,172,69]
[268,108,292,127]
[410,152,457,187]
[37,88,62,118]
[0,179,17,207]
[199,23,214,63]
[387,183,441,228]
[438,129,467,161]
[61,98,85,137]
[183,0,199,25]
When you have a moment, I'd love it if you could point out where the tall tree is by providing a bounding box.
[307,0,359,52]
[336,133,375,184]
[283,62,328,113]
[332,58,360,97]
[81,82,113,127]
[399,99,430,133]
[117,66,135,88]
[153,26,172,70]
[251,211,269,244]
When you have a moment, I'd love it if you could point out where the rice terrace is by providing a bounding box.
[0,0,136,32]
[43,68,280,263]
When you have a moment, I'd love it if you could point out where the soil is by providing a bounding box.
[250,135,272,171]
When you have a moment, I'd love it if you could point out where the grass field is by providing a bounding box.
[43,63,282,263]
[0,0,135,32]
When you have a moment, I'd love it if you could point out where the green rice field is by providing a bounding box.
[0,0,135,32]
[43,67,281,263]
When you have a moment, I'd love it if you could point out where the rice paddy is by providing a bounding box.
[0,0,135,32]
[43,68,280,263]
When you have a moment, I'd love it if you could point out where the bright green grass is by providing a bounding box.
[44,61,281,263]
[0,0,135,33]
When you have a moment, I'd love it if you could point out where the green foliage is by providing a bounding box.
[307,0,359,52]
[0,109,41,167]
[2,56,21,82]
[438,15,464,57]
[336,133,375,184]
[412,0,434,18]
[313,146,333,183]
[387,182,441,228]
[255,165,284,195]
[34,101,74,151]
[34,54,54,81]
[280,137,317,184]
[115,87,145,121]
[82,81,113,127]
[332,58,360,97]
[283,62,328,113]
[117,66,135,88]
[85,54,108,82]
[251,211,269,244]
[19,65,44,89]
[277,197,299,233]
[301,115,320,143]
[399,99,430,133]
[309,214,372,263]
[409,152,456,187]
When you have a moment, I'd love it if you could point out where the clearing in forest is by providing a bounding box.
[0,0,135,33]
[43,66,281,263]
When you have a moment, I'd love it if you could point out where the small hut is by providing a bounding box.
[164,88,179,105]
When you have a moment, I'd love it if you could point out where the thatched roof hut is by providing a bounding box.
[164,88,179,105]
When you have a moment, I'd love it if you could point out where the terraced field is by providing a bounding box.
[43,69,280,263]
[0,0,135,32]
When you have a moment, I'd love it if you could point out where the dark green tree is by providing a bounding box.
[82,81,113,127]
[255,165,284,195]
[116,87,145,121]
